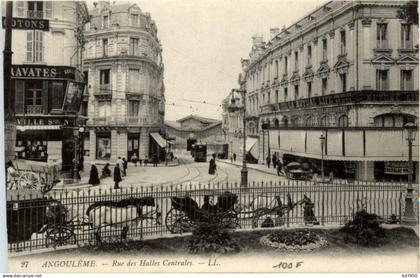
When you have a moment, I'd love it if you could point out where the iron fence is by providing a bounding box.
[6,180,415,252]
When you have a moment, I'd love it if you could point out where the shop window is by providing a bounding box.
[16,136,48,162]
[401,70,413,90]
[25,81,42,114]
[96,135,111,159]
[26,30,44,62]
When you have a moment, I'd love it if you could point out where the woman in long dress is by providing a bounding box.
[208,154,216,175]
[88,165,100,186]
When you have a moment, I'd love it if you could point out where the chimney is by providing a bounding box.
[270,28,280,40]
[252,35,263,47]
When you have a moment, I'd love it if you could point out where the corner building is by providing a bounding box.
[83,2,165,162]
[3,1,89,172]
[239,1,419,182]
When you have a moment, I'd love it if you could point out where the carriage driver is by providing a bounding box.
[202,195,217,212]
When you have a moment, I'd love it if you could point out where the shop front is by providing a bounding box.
[13,64,85,172]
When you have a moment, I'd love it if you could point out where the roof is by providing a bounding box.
[164,120,221,132]
[164,120,181,129]
[176,114,220,124]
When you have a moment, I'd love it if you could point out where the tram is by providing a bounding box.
[191,143,207,162]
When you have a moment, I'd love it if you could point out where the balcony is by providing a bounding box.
[277,90,418,111]
[27,10,43,19]
[26,105,43,114]
[261,103,276,113]
[89,116,153,127]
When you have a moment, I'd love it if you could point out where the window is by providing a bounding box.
[26,31,43,62]
[128,69,140,91]
[284,87,288,101]
[50,81,64,110]
[27,1,43,18]
[103,15,109,29]
[275,60,279,78]
[377,23,388,48]
[307,82,312,98]
[340,73,347,92]
[131,14,139,27]
[340,30,346,54]
[401,70,413,90]
[102,39,108,57]
[294,85,299,100]
[275,90,279,103]
[322,38,327,61]
[80,101,88,116]
[284,56,288,74]
[267,92,270,104]
[17,1,24,17]
[294,51,299,70]
[307,45,312,65]
[321,78,328,95]
[45,1,52,18]
[376,69,389,90]
[128,100,140,117]
[401,24,412,49]
[25,81,42,114]
[100,69,110,88]
[130,38,139,55]
[338,115,349,127]
[320,115,329,127]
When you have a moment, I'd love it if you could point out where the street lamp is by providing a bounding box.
[228,89,248,187]
[319,133,326,181]
[402,122,417,225]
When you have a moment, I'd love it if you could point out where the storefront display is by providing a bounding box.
[97,135,111,159]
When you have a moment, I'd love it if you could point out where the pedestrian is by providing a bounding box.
[6,161,18,189]
[208,153,216,175]
[116,156,124,176]
[277,160,284,176]
[88,165,100,186]
[272,153,277,169]
[101,163,111,178]
[72,159,81,179]
[233,153,236,162]
[266,156,271,168]
[113,164,122,189]
[122,157,128,176]
[79,155,84,172]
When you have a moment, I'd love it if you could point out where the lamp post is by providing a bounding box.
[320,133,326,226]
[228,89,248,188]
[402,123,417,225]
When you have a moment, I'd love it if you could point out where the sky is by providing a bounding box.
[98,0,328,121]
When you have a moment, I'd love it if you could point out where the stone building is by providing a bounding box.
[165,115,225,154]
[83,1,165,163]
[229,0,419,182]
[3,1,89,172]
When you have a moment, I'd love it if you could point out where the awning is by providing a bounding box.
[17,125,61,131]
[150,132,167,148]
[245,137,258,152]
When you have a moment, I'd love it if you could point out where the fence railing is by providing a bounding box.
[6,180,415,253]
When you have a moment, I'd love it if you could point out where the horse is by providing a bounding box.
[86,197,161,243]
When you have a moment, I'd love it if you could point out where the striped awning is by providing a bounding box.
[17,125,61,131]
[150,132,167,148]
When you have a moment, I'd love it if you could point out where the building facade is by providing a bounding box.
[3,1,89,172]
[165,115,225,154]
[230,0,419,182]
[83,2,165,163]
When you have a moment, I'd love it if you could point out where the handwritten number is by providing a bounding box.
[21,261,29,268]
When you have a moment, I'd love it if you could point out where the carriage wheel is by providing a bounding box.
[18,172,41,190]
[45,226,76,248]
[165,208,191,234]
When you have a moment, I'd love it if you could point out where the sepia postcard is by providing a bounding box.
[2,0,419,274]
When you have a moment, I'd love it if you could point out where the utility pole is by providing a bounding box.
[4,1,16,164]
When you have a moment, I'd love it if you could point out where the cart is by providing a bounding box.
[165,192,239,233]
[7,160,61,193]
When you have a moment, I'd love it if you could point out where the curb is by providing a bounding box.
[217,159,280,177]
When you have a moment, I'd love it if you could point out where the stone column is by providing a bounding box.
[139,128,149,160]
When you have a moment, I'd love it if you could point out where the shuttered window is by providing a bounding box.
[26,31,43,62]
[15,80,25,114]
[45,1,53,18]
[17,1,25,17]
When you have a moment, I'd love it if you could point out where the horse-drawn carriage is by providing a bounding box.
[7,160,61,193]
[165,192,239,233]
[7,196,161,249]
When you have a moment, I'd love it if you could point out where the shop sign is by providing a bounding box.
[11,65,79,80]
[2,17,49,31]
[16,117,71,126]
[384,161,410,175]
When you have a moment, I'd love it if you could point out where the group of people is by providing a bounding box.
[266,153,284,175]
[88,156,129,189]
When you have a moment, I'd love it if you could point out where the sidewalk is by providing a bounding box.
[54,158,180,189]
[217,158,280,176]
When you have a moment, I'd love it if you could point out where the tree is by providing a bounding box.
[397,0,419,25]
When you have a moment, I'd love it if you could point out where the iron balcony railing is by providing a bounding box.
[277,90,418,111]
